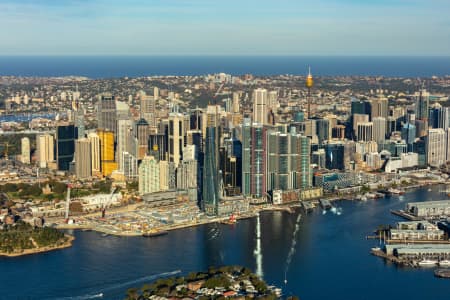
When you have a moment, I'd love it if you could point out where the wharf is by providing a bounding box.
[385,239,450,245]
[370,248,414,267]
[390,209,422,221]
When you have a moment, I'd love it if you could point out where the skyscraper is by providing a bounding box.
[427,128,446,167]
[351,98,371,116]
[88,132,101,176]
[97,129,117,176]
[121,152,138,180]
[325,142,345,170]
[298,135,312,188]
[352,114,370,138]
[315,118,330,145]
[415,88,430,122]
[232,92,240,114]
[203,126,220,215]
[357,122,373,142]
[429,104,450,130]
[249,123,266,199]
[370,97,388,120]
[136,118,150,160]
[75,138,91,179]
[149,133,167,161]
[138,155,160,195]
[20,137,30,164]
[177,159,198,190]
[117,119,135,169]
[168,111,184,167]
[36,134,54,169]
[253,88,268,125]
[97,93,117,134]
[140,92,156,126]
[401,123,416,152]
[74,103,85,139]
[266,131,311,192]
[56,124,77,171]
[372,117,386,143]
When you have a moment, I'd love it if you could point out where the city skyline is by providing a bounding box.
[0,0,449,56]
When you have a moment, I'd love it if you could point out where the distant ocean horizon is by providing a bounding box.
[0,55,449,78]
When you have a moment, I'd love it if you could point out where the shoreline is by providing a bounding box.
[0,234,75,258]
[56,181,444,238]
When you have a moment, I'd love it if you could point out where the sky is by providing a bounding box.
[0,0,449,56]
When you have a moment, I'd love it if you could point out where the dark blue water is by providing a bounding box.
[1,186,450,300]
[0,113,58,123]
[0,56,449,78]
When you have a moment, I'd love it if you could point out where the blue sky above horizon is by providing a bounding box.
[0,0,449,56]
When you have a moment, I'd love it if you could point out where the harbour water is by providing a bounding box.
[2,186,450,300]
[0,56,449,78]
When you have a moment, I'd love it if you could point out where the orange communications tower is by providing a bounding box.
[306,67,314,118]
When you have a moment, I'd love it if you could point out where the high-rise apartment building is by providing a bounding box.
[20,137,30,164]
[36,134,54,168]
[242,121,266,199]
[266,131,311,192]
[121,152,138,180]
[138,155,160,195]
[168,111,184,167]
[253,88,268,125]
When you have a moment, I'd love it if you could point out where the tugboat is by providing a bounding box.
[142,229,169,238]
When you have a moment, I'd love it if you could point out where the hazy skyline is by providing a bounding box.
[0,0,449,56]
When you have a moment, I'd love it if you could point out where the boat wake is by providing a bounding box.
[284,214,302,282]
[53,270,182,300]
[54,293,104,300]
[208,227,220,240]
[330,207,343,216]
[254,212,263,278]
[101,270,182,292]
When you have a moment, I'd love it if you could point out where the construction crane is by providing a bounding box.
[101,186,118,219]
[213,82,225,104]
[65,183,72,222]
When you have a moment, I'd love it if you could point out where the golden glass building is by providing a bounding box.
[97,129,117,176]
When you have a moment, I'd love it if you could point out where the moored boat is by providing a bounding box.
[142,229,169,238]
[439,260,450,267]
[418,259,437,267]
